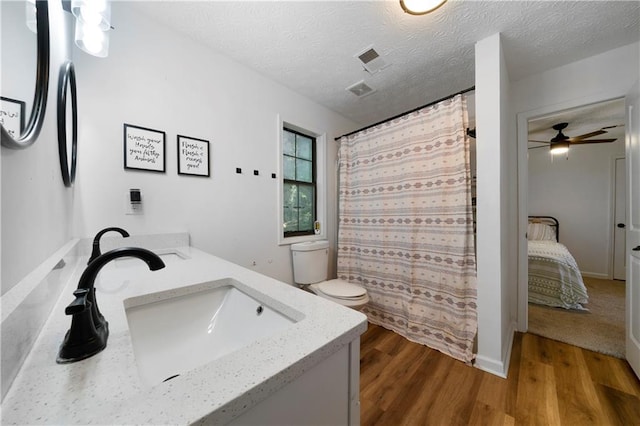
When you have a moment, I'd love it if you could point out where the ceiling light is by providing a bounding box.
[400,0,447,15]
[549,127,570,156]
[550,141,570,155]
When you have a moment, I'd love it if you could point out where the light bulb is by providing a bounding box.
[80,6,103,26]
[81,24,105,55]
[550,146,569,155]
[92,0,108,13]
[75,17,110,57]
[72,0,111,30]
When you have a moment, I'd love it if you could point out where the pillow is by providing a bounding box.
[527,223,556,241]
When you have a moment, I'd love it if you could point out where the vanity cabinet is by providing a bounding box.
[228,341,360,425]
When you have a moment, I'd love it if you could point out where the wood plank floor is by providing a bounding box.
[360,324,640,425]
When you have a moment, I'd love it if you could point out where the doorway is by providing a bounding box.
[521,98,627,357]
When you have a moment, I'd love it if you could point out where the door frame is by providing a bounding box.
[516,94,627,331]
[611,156,627,280]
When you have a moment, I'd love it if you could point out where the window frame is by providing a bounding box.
[283,127,317,237]
[277,116,326,245]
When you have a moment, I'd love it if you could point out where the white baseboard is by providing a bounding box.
[475,355,507,378]
[474,321,516,379]
[581,271,610,279]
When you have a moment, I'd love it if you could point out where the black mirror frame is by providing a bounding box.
[57,61,77,187]
[1,0,50,149]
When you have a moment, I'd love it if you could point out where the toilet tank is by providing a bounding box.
[290,240,330,284]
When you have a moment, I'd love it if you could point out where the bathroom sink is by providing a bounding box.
[96,250,190,293]
[110,249,188,269]
[124,278,298,387]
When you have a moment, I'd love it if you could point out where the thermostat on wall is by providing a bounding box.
[126,188,142,215]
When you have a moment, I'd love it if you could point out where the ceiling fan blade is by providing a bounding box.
[570,138,617,145]
[528,145,549,150]
[528,140,550,144]
[569,130,607,141]
[601,124,624,130]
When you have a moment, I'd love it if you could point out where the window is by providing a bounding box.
[283,128,316,237]
[277,117,326,245]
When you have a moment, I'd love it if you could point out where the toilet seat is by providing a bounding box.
[309,279,369,309]
[317,280,366,299]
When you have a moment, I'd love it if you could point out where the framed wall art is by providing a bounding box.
[177,135,210,177]
[123,123,166,172]
[0,97,26,139]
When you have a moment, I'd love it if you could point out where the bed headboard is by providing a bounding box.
[528,215,559,242]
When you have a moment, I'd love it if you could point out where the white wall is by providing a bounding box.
[1,1,76,401]
[474,33,517,378]
[528,139,625,277]
[514,42,640,329]
[1,1,75,295]
[72,3,357,285]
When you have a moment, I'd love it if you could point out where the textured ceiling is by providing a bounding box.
[131,1,640,127]
[528,98,626,149]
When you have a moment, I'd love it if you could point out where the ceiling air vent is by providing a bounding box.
[355,46,388,74]
[346,80,376,98]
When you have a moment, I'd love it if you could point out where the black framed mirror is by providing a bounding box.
[57,61,77,187]
[0,0,50,149]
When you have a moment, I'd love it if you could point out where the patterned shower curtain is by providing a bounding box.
[337,94,477,363]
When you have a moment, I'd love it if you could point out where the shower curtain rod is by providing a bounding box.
[334,85,475,141]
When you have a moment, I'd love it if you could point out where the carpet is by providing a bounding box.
[527,277,625,358]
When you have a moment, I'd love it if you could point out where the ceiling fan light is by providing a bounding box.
[550,142,570,155]
[400,0,447,15]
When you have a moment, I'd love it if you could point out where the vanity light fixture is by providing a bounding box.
[71,0,111,57]
[399,0,447,15]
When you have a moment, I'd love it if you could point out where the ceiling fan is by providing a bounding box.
[528,122,620,154]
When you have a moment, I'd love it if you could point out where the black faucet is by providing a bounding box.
[88,227,130,264]
[57,247,165,364]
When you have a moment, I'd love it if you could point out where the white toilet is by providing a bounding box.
[291,240,369,310]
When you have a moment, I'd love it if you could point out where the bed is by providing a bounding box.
[527,216,589,310]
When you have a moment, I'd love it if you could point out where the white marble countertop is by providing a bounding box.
[2,246,367,425]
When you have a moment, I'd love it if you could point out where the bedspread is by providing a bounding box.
[528,240,589,310]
